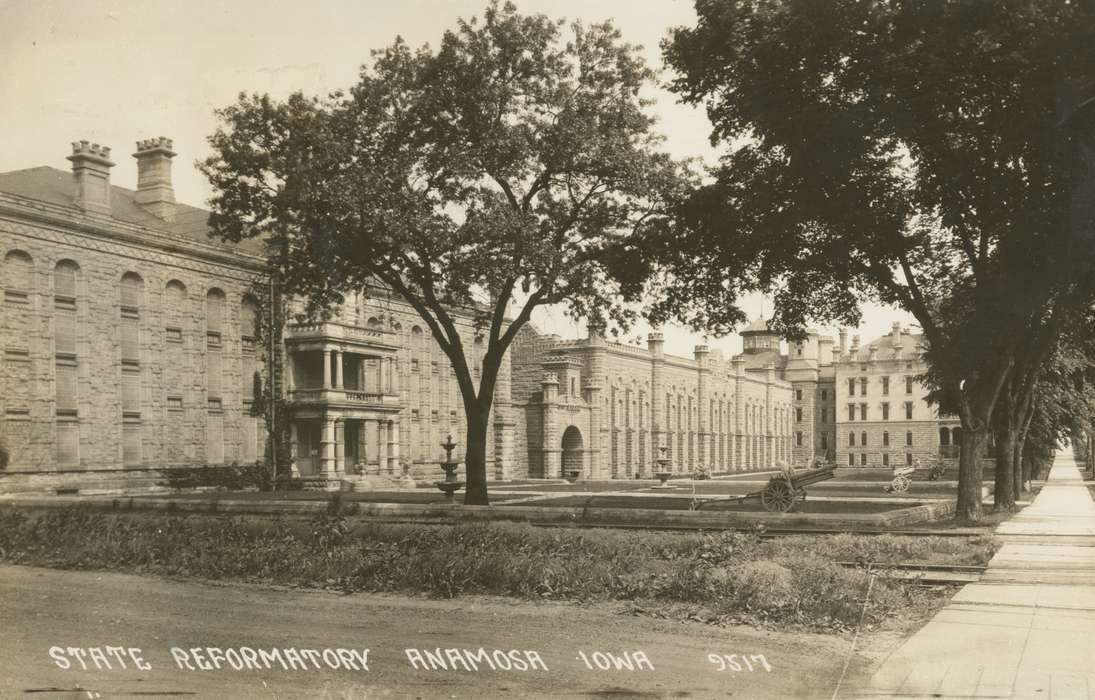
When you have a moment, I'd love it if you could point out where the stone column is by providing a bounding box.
[765,363,775,467]
[695,345,710,469]
[334,419,345,474]
[376,419,388,475]
[586,376,603,478]
[541,373,561,478]
[285,351,295,392]
[288,421,300,477]
[649,332,665,460]
[733,359,745,471]
[323,350,332,389]
[320,416,336,478]
[334,350,343,389]
[388,419,400,473]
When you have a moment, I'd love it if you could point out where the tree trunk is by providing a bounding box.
[957,426,987,522]
[462,402,492,505]
[994,427,1016,511]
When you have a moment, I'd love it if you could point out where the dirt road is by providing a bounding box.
[0,564,884,698]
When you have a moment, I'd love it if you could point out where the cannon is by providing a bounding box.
[697,462,836,513]
[884,465,916,493]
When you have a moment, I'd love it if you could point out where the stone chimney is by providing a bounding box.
[67,141,114,214]
[891,322,904,359]
[851,335,860,356]
[838,328,848,356]
[133,137,176,221]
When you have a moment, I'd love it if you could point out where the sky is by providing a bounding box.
[0,0,915,358]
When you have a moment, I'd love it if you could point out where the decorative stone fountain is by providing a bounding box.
[435,434,465,503]
[653,445,674,488]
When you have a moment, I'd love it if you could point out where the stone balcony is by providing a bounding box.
[289,388,401,411]
[285,321,399,353]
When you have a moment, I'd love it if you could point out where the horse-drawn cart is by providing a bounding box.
[697,463,836,513]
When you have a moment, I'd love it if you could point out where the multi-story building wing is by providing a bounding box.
[833,324,961,467]
[512,324,794,477]
[0,138,514,492]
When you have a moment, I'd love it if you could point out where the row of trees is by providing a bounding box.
[202,1,1095,517]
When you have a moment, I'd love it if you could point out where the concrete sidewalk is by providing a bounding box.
[858,450,1095,699]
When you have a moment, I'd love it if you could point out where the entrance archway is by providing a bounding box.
[561,426,583,476]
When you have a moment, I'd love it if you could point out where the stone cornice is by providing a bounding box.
[0,191,266,274]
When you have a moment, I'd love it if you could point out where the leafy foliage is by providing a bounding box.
[201,1,690,503]
[639,0,1095,519]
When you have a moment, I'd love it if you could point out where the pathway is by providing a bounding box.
[858,449,1095,698]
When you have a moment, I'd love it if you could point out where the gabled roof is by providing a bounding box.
[0,166,265,257]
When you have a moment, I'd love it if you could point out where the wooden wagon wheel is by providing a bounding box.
[892,475,911,493]
[761,479,796,513]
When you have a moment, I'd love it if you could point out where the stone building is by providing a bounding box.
[512,324,795,477]
[0,138,514,492]
[833,324,961,467]
[732,319,837,465]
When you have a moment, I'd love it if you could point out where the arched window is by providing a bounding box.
[54,261,80,466]
[241,295,260,353]
[206,288,225,347]
[367,316,383,330]
[906,431,913,446]
[860,431,867,447]
[164,280,187,344]
[206,289,226,409]
[119,272,144,467]
[3,250,33,303]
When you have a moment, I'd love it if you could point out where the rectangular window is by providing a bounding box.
[56,359,78,416]
[821,433,828,450]
[411,359,419,372]
[165,327,183,343]
[906,376,913,393]
[882,376,890,395]
[166,396,183,411]
[121,318,140,364]
[795,389,803,401]
[122,423,142,467]
[795,407,803,423]
[859,377,867,395]
[206,331,222,349]
[821,407,828,422]
[860,403,867,421]
[207,350,222,398]
[883,432,890,447]
[906,452,913,465]
[56,311,77,355]
[121,369,141,418]
[795,431,803,447]
[882,403,890,420]
[906,431,913,446]
[821,389,828,400]
[905,402,913,419]
[55,421,79,467]
[861,453,868,466]
[241,335,255,353]
[848,453,855,466]
[848,378,855,396]
[848,404,855,421]
[882,453,890,466]
[207,397,223,411]
[849,432,856,447]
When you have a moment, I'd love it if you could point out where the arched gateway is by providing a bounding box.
[561,426,583,477]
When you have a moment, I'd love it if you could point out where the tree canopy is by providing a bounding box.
[201,1,689,503]
[639,0,1095,520]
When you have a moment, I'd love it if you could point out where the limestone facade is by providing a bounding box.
[512,325,795,477]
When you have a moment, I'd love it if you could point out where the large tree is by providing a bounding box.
[201,1,687,504]
[639,0,1095,520]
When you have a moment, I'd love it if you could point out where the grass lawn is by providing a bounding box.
[157,490,530,504]
[0,506,997,634]
[501,494,912,514]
